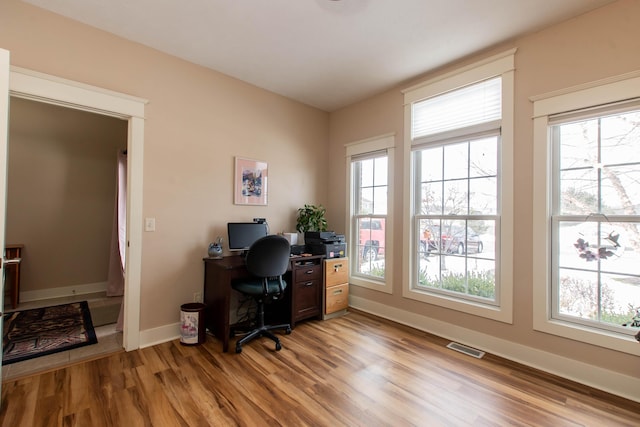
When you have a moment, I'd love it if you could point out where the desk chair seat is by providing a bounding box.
[231,235,292,353]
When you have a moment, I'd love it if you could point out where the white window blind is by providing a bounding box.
[412,77,502,140]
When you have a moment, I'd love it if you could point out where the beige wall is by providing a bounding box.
[0,0,329,330]
[7,97,127,293]
[328,0,640,379]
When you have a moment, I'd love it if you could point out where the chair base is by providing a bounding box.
[235,323,291,353]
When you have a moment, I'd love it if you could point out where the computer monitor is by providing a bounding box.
[227,222,268,253]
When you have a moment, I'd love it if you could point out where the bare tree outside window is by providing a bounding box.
[553,109,640,330]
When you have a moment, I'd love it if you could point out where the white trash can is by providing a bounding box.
[180,302,206,345]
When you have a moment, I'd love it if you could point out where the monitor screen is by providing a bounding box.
[227,222,268,251]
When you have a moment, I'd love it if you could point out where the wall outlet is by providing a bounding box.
[193,292,202,303]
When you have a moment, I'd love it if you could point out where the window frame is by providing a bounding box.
[532,71,640,355]
[346,133,395,294]
[402,49,515,323]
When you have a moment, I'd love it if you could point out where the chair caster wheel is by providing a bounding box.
[285,327,292,335]
[275,342,282,351]
[235,345,242,354]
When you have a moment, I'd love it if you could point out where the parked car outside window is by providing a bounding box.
[421,225,483,255]
[359,218,385,261]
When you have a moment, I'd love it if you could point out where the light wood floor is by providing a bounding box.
[1,311,639,426]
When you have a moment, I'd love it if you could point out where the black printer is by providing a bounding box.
[305,231,347,259]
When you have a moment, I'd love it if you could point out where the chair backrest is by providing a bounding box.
[245,235,291,278]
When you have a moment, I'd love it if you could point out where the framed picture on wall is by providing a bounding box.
[234,157,268,205]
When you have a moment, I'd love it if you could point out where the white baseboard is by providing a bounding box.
[350,295,640,403]
[139,322,181,349]
[20,281,108,302]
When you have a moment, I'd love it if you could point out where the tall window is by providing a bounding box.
[414,133,498,303]
[346,134,394,293]
[403,50,515,322]
[533,73,640,355]
[552,107,640,333]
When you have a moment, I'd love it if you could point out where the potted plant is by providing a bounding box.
[296,204,328,242]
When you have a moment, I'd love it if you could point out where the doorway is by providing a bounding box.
[3,63,145,355]
[2,97,127,380]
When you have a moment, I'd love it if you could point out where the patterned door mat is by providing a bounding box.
[2,301,98,365]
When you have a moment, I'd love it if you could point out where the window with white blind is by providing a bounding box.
[532,73,640,355]
[402,50,515,322]
[346,134,395,293]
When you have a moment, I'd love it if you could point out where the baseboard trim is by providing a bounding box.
[350,295,640,403]
[20,281,108,302]
[139,322,181,349]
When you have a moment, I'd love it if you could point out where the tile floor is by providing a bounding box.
[2,292,124,381]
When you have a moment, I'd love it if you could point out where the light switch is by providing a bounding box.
[145,217,156,232]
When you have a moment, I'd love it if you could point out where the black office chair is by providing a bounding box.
[231,235,292,353]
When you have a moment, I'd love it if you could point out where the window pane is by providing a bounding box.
[443,142,468,180]
[360,159,374,187]
[558,268,598,320]
[356,217,385,278]
[559,169,598,215]
[601,273,640,326]
[470,137,497,177]
[372,186,387,215]
[443,180,468,215]
[601,166,640,215]
[558,120,598,171]
[468,219,494,259]
[421,146,443,182]
[374,157,388,186]
[600,110,640,165]
[355,156,388,216]
[358,187,373,215]
[420,181,443,215]
[469,177,497,214]
[558,221,599,271]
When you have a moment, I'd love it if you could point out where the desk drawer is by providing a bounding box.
[294,264,322,282]
[293,279,321,320]
[325,283,349,314]
[324,258,348,287]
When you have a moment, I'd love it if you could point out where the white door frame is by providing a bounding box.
[0,48,10,395]
[6,65,147,351]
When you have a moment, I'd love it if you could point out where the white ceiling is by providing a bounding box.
[23,0,614,112]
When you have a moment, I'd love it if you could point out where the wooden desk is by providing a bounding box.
[4,244,24,309]
[203,254,324,352]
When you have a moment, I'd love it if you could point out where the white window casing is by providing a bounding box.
[346,133,395,293]
[532,71,640,356]
[402,49,515,323]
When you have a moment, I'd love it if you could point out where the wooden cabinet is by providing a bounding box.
[290,256,324,326]
[324,257,349,317]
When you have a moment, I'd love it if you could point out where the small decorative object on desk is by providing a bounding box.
[208,237,223,259]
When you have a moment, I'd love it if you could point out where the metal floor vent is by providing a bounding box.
[446,342,485,359]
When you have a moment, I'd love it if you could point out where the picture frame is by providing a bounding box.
[234,157,268,205]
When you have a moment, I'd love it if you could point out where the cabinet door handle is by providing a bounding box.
[305,270,314,274]
[303,281,314,287]
[332,289,343,295]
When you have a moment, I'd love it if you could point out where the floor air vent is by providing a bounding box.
[446,342,485,359]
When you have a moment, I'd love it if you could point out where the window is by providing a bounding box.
[346,134,394,293]
[533,72,640,354]
[403,50,515,322]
